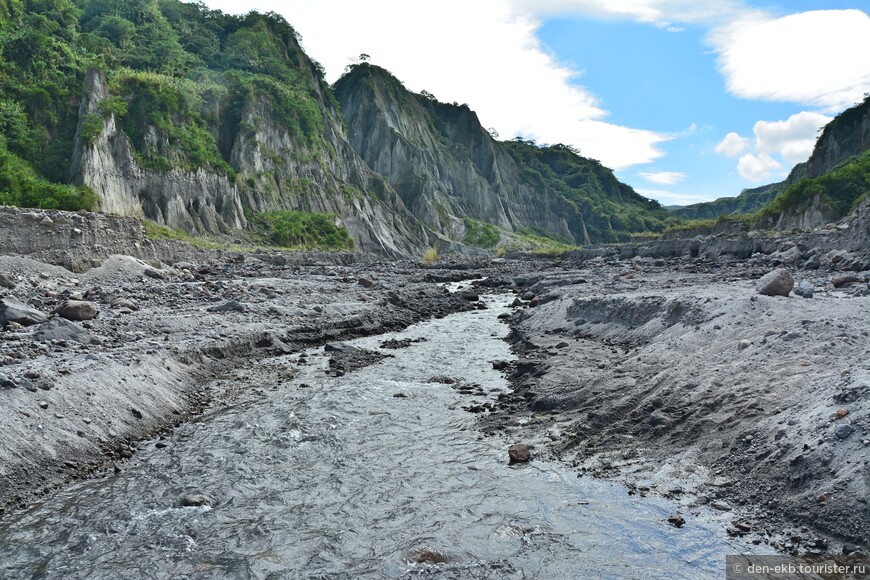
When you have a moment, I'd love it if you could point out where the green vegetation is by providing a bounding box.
[502,141,681,243]
[0,0,327,212]
[143,219,226,249]
[762,149,870,218]
[462,217,500,248]
[253,210,354,250]
[515,227,577,252]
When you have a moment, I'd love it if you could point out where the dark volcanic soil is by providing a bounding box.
[477,249,869,556]
[1,228,869,561]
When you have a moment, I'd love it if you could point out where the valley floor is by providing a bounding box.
[0,241,867,561]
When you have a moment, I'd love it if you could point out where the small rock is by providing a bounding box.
[459,290,479,302]
[521,291,536,301]
[0,372,16,389]
[528,297,539,307]
[843,544,860,555]
[180,494,212,507]
[755,268,794,297]
[802,255,821,270]
[38,401,49,409]
[324,343,361,354]
[835,424,854,440]
[711,500,732,511]
[357,276,375,288]
[667,515,686,528]
[207,300,245,313]
[793,280,814,298]
[836,409,849,419]
[492,360,510,371]
[508,444,531,464]
[0,273,16,289]
[130,407,143,419]
[144,268,165,280]
[832,274,861,288]
[734,522,752,532]
[738,339,751,351]
[53,300,99,322]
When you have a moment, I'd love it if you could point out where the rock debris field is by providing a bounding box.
[0,239,868,561]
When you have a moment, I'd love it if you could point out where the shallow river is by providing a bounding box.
[0,292,760,579]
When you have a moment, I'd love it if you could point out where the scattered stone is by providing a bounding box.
[143,268,165,280]
[528,297,539,307]
[392,393,408,398]
[357,276,375,288]
[53,300,99,322]
[793,280,814,298]
[711,500,732,511]
[130,407,143,419]
[111,298,139,311]
[734,522,752,533]
[843,544,861,555]
[492,360,510,370]
[508,443,531,464]
[0,297,48,327]
[667,515,686,528]
[38,401,49,410]
[835,424,854,440]
[755,268,794,297]
[836,409,849,419]
[324,343,361,354]
[738,339,751,351]
[179,494,212,507]
[0,273,16,289]
[459,290,479,302]
[832,275,861,288]
[0,372,16,389]
[521,291,536,301]
[207,300,245,313]
[802,255,821,270]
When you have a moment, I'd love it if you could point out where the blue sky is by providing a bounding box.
[202,0,870,206]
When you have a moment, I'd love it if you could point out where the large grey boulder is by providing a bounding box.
[0,297,49,326]
[53,299,100,321]
[756,268,794,297]
[34,318,92,344]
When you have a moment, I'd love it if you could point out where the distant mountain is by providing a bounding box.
[670,95,870,229]
[669,163,806,220]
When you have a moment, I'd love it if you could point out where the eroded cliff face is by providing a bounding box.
[69,68,430,258]
[805,97,870,179]
[333,65,578,243]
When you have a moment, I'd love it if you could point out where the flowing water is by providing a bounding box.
[0,291,762,579]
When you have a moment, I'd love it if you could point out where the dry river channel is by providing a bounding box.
[0,289,766,579]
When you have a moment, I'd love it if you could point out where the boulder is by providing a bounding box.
[508,443,531,464]
[357,276,375,288]
[793,280,814,299]
[207,300,245,313]
[0,273,16,289]
[755,269,794,297]
[54,299,99,321]
[459,290,479,302]
[0,297,48,326]
[34,318,92,344]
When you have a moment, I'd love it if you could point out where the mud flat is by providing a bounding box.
[479,249,869,556]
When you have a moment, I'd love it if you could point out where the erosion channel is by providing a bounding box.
[0,286,764,579]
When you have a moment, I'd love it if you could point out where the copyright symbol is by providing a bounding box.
[734,564,742,573]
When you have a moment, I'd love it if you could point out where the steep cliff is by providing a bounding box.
[334,64,675,244]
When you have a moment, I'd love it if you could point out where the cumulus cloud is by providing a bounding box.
[714,132,750,157]
[753,111,832,165]
[712,10,870,112]
[200,0,670,170]
[638,171,687,185]
[737,152,781,182]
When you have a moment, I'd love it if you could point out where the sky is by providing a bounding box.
[200,0,870,206]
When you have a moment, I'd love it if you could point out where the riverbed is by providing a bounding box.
[0,293,763,579]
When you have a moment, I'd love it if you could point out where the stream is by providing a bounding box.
[0,291,763,579]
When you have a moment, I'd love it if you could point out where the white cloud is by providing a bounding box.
[753,111,831,165]
[509,0,746,27]
[737,152,782,182]
[636,188,718,206]
[714,132,750,157]
[200,0,670,170]
[638,171,687,185]
[712,10,870,112]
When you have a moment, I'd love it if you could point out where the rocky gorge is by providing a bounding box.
[0,200,868,572]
